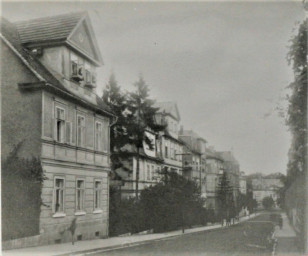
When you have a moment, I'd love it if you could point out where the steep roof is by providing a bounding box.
[1,16,113,117]
[218,151,239,165]
[204,148,223,161]
[155,101,180,121]
[15,12,84,44]
[180,129,207,143]
[13,12,103,66]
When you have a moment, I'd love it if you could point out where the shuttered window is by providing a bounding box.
[55,107,65,143]
[95,121,103,151]
[76,179,85,211]
[77,115,85,147]
[94,180,102,209]
[86,114,94,148]
[54,177,65,213]
[102,119,109,153]
[43,94,53,138]
[68,105,76,144]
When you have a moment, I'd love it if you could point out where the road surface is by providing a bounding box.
[95,213,275,256]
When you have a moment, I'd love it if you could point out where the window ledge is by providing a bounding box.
[74,211,86,216]
[52,212,66,218]
[93,209,103,214]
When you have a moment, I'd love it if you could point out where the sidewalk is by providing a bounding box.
[2,213,259,256]
[273,213,303,256]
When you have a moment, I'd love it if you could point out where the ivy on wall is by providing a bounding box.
[2,142,46,240]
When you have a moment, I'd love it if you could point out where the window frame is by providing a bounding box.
[95,121,103,151]
[55,106,65,143]
[75,178,86,214]
[53,176,65,217]
[93,180,103,212]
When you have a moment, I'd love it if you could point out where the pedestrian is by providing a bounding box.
[279,215,283,229]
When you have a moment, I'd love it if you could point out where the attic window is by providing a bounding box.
[71,53,83,82]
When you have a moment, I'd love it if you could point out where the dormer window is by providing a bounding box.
[71,52,84,82]
[84,62,96,88]
[85,70,91,84]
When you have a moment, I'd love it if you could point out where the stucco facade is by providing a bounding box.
[1,13,114,248]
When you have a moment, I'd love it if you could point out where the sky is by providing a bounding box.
[2,1,305,175]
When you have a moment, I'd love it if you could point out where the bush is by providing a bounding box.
[109,172,207,236]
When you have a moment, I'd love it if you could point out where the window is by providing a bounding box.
[71,53,78,76]
[71,52,84,82]
[151,165,155,180]
[55,107,65,143]
[147,165,150,180]
[76,179,85,212]
[77,115,85,147]
[94,181,102,209]
[95,122,103,151]
[92,71,97,85]
[165,146,168,158]
[54,178,64,213]
[85,62,91,84]
[102,120,109,152]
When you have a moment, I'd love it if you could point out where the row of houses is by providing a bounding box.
[1,12,244,249]
[246,172,284,208]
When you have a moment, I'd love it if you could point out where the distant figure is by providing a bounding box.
[279,216,283,229]
[221,217,224,227]
[226,215,231,227]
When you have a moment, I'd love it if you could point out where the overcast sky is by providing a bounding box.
[2,1,305,175]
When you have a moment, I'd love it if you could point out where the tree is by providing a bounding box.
[262,196,275,210]
[216,171,234,220]
[285,18,307,186]
[284,19,307,252]
[102,73,130,171]
[140,171,205,232]
[126,76,165,199]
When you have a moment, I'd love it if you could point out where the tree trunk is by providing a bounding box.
[136,146,140,200]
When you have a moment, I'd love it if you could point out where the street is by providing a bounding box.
[95,213,275,256]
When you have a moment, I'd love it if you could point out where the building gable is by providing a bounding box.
[67,16,103,66]
[170,104,180,121]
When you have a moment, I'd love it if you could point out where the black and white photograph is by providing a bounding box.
[1,1,307,255]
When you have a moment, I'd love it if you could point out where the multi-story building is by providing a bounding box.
[116,129,164,198]
[248,172,284,208]
[204,147,225,212]
[1,12,115,247]
[179,129,207,199]
[155,102,184,174]
[218,151,240,206]
[239,171,247,195]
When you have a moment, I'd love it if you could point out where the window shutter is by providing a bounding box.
[68,105,76,144]
[102,120,109,152]
[52,118,56,141]
[66,122,72,144]
[52,186,56,213]
[43,94,53,138]
[85,114,94,148]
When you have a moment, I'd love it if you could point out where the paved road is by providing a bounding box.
[95,213,275,256]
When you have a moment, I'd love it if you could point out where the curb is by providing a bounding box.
[56,214,261,256]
